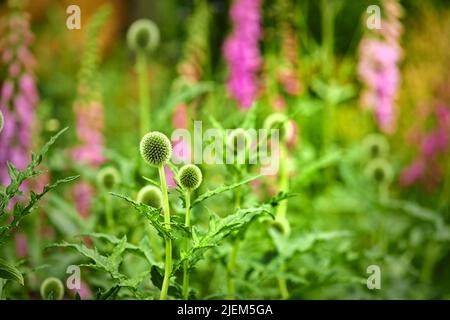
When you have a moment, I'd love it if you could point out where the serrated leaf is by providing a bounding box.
[191,175,261,208]
[173,205,272,273]
[142,176,160,187]
[110,193,173,240]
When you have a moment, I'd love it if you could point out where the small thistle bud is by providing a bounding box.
[40,277,64,300]
[140,132,172,167]
[263,113,295,142]
[362,133,389,159]
[127,19,160,53]
[137,185,163,208]
[365,158,394,185]
[96,166,121,190]
[178,164,202,190]
[0,111,3,133]
[226,128,252,154]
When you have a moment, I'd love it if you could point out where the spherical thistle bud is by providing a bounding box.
[140,132,172,167]
[127,19,160,53]
[364,158,394,185]
[263,113,295,142]
[96,166,121,190]
[40,277,64,300]
[362,133,389,160]
[178,164,202,191]
[0,111,4,133]
[137,185,163,208]
[226,128,252,155]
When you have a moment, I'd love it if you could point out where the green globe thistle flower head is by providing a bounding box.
[263,113,295,142]
[137,185,163,208]
[0,111,3,133]
[364,158,394,185]
[362,133,389,160]
[226,128,252,154]
[96,166,121,190]
[178,164,202,191]
[127,19,160,53]
[40,277,64,300]
[140,131,172,167]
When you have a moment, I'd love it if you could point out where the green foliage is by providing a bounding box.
[0,128,78,244]
[0,258,24,286]
[110,193,188,240]
[190,175,261,208]
[50,235,149,298]
[174,204,273,274]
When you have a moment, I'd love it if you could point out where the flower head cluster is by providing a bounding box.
[127,19,160,53]
[40,277,64,300]
[0,4,38,185]
[223,0,262,109]
[357,0,403,134]
[137,185,162,208]
[140,131,172,167]
[178,164,202,190]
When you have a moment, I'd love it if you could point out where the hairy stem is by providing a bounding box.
[182,190,191,300]
[137,51,151,136]
[158,165,172,300]
[226,237,240,299]
[105,194,113,229]
[278,262,290,299]
[276,143,290,233]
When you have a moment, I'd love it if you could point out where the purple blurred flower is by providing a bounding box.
[357,0,403,134]
[73,181,95,219]
[165,138,191,189]
[0,9,38,185]
[69,280,92,300]
[223,0,262,109]
[14,232,28,258]
[400,102,450,190]
[72,101,106,166]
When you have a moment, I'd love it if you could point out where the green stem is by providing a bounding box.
[182,190,191,300]
[321,0,335,77]
[158,165,172,300]
[276,144,290,234]
[137,51,151,137]
[277,271,289,300]
[105,194,113,229]
[275,143,290,299]
[226,238,240,299]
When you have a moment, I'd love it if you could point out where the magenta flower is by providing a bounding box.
[14,232,28,258]
[172,104,189,129]
[400,101,450,190]
[69,280,92,300]
[165,138,192,189]
[223,0,262,109]
[0,9,38,185]
[73,181,95,219]
[357,0,403,134]
[72,101,106,166]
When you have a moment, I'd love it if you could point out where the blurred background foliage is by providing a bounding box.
[1,0,450,299]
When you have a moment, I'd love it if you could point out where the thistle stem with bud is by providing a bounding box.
[137,51,151,136]
[182,189,191,299]
[139,131,173,300]
[158,165,172,300]
[178,164,202,300]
